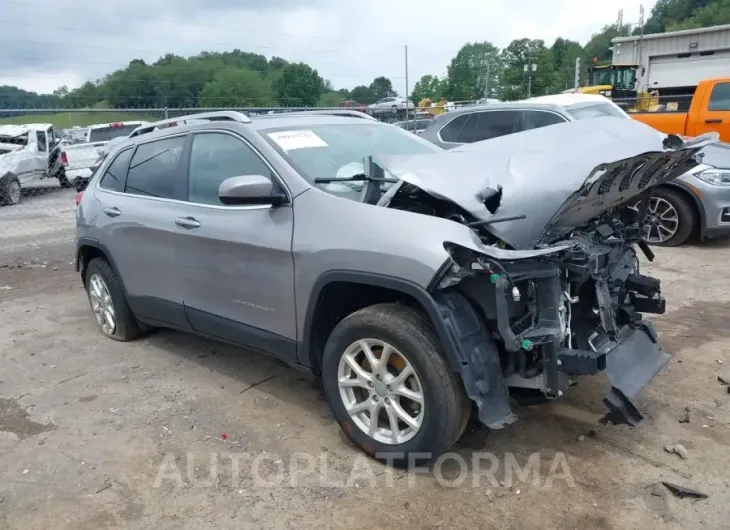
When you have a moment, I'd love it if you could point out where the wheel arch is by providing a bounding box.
[76,238,128,293]
[300,271,464,376]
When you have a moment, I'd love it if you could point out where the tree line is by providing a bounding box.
[0,0,726,111]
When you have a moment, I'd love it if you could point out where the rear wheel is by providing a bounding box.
[645,188,696,247]
[56,168,73,189]
[84,258,142,341]
[321,303,470,467]
[0,175,21,206]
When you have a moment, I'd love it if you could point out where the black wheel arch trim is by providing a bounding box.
[300,270,459,371]
[75,237,129,295]
[660,181,706,238]
[300,269,516,429]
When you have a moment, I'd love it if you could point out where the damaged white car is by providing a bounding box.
[75,111,715,466]
[0,123,59,205]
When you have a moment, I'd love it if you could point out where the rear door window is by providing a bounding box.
[438,114,470,142]
[708,83,730,111]
[519,110,567,131]
[99,148,134,192]
[125,136,186,199]
[472,111,521,142]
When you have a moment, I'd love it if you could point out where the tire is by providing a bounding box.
[0,175,21,206]
[321,303,470,468]
[84,257,142,341]
[648,187,696,247]
[56,168,73,189]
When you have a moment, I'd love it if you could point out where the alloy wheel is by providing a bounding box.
[645,197,679,244]
[337,338,425,445]
[88,273,116,335]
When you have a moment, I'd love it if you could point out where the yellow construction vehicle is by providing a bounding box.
[417,97,447,115]
[578,63,661,112]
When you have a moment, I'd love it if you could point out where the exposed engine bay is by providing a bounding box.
[343,119,718,428]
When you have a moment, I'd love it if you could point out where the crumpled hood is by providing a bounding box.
[378,117,716,249]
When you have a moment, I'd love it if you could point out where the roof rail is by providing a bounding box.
[129,110,251,138]
[260,109,377,120]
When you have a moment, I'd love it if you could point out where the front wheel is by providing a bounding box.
[645,188,696,247]
[321,303,470,467]
[0,175,21,206]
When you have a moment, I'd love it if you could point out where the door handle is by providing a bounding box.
[175,216,201,229]
[103,207,121,217]
[705,119,723,124]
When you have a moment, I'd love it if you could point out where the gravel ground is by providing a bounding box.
[1,197,730,529]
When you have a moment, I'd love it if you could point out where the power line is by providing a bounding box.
[0,20,405,61]
[0,0,461,54]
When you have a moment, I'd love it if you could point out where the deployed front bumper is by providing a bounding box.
[558,321,670,426]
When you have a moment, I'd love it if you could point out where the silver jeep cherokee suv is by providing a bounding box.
[75,110,715,466]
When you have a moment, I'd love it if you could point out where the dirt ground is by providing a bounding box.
[1,189,730,529]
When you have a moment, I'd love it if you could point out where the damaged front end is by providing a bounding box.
[377,118,717,428]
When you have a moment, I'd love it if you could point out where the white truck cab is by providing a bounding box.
[0,123,57,205]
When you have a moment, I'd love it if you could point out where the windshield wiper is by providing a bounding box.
[313,173,399,184]
[468,214,527,227]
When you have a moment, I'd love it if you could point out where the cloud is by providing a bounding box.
[0,0,649,96]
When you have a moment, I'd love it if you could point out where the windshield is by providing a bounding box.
[260,123,439,186]
[0,133,28,147]
[89,124,140,143]
[567,103,629,121]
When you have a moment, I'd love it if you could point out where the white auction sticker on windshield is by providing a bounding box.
[267,130,328,151]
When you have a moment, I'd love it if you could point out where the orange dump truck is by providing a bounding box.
[630,78,730,142]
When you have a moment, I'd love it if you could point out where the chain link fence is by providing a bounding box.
[613,93,694,114]
[0,104,450,261]
[0,94,698,261]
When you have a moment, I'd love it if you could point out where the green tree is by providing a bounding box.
[500,39,554,100]
[198,67,275,107]
[318,91,345,107]
[550,38,585,92]
[411,75,445,103]
[444,42,501,101]
[274,62,324,106]
[670,0,730,29]
[349,85,375,103]
[369,77,397,99]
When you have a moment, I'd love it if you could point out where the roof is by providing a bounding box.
[522,93,610,107]
[88,120,148,130]
[0,123,53,136]
[612,23,730,44]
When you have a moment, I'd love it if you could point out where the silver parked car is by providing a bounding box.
[420,93,730,246]
[76,110,713,465]
[367,96,414,116]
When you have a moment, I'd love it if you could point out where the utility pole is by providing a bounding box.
[638,5,645,70]
[524,62,537,98]
[617,9,624,35]
[404,45,410,127]
[484,61,491,99]
[574,56,581,89]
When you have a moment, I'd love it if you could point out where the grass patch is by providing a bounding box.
[0,111,163,128]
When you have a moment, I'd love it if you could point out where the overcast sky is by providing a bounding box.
[0,0,650,96]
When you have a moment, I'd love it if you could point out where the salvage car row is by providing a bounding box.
[74,105,719,465]
[0,120,147,206]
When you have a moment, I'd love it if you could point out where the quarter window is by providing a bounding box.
[188,133,271,206]
[125,136,185,199]
[438,114,470,142]
[520,110,567,131]
[99,148,133,192]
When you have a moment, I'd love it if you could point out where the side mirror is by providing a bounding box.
[218,175,287,206]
